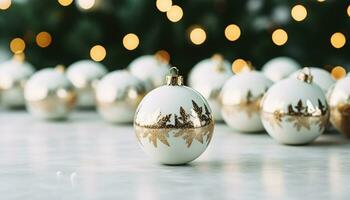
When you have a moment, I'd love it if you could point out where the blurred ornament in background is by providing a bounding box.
[290,67,335,94]
[221,70,273,132]
[24,66,76,120]
[0,55,34,109]
[0,46,11,62]
[262,56,301,82]
[128,54,170,90]
[188,54,232,121]
[67,60,107,108]
[261,68,329,145]
[328,76,350,138]
[134,67,214,165]
[96,70,146,123]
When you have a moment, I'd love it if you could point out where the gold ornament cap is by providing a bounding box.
[55,65,65,74]
[166,67,183,86]
[297,67,313,84]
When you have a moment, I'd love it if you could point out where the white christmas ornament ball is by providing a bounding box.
[128,55,170,89]
[0,58,35,108]
[328,76,350,138]
[134,68,214,165]
[221,70,273,132]
[262,56,301,82]
[96,70,146,123]
[261,68,329,145]
[67,60,107,108]
[188,54,233,121]
[290,67,335,94]
[24,68,76,120]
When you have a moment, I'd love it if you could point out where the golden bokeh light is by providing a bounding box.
[58,0,73,6]
[189,27,207,45]
[291,5,307,22]
[155,50,170,63]
[347,5,350,17]
[331,66,347,80]
[224,24,241,42]
[232,58,250,74]
[123,33,139,50]
[331,32,346,48]
[10,38,25,54]
[166,5,183,22]
[156,0,172,12]
[0,0,11,10]
[90,45,106,62]
[36,32,52,48]
[272,29,288,46]
[76,0,95,10]
[317,0,325,2]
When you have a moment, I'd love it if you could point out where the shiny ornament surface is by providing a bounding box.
[290,67,335,94]
[128,55,170,89]
[262,56,301,82]
[134,68,214,165]
[24,68,76,120]
[221,70,273,132]
[261,69,329,145]
[188,54,233,121]
[0,58,34,108]
[328,76,350,138]
[67,60,107,108]
[96,70,146,123]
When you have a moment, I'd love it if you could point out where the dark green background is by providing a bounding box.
[0,0,349,76]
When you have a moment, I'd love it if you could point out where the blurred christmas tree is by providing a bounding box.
[0,0,349,76]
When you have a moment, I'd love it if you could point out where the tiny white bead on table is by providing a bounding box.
[0,110,349,200]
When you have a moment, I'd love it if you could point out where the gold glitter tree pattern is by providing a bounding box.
[222,89,265,118]
[134,100,214,148]
[262,99,329,132]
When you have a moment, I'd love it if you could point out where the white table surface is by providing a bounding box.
[0,110,349,200]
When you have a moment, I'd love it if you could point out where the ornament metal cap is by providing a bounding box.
[166,67,183,86]
[297,67,313,84]
[55,65,65,74]
[212,54,225,72]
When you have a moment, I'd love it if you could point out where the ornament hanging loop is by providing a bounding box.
[297,67,313,84]
[166,67,183,86]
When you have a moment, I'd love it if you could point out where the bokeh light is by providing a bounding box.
[90,45,106,62]
[166,5,183,22]
[347,5,350,17]
[189,27,207,45]
[272,29,288,46]
[224,24,241,42]
[0,0,11,10]
[10,38,25,54]
[76,0,95,10]
[123,33,139,50]
[331,32,346,48]
[155,50,170,63]
[58,0,73,6]
[331,66,347,80]
[291,5,307,22]
[156,0,172,12]
[36,32,52,48]
[232,58,249,74]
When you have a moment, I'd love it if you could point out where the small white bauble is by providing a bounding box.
[328,76,350,138]
[261,68,329,145]
[24,68,76,120]
[134,68,214,165]
[128,54,170,89]
[67,60,107,108]
[221,70,273,132]
[262,56,301,82]
[96,70,146,123]
[0,58,35,108]
[290,67,335,94]
[188,54,233,121]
